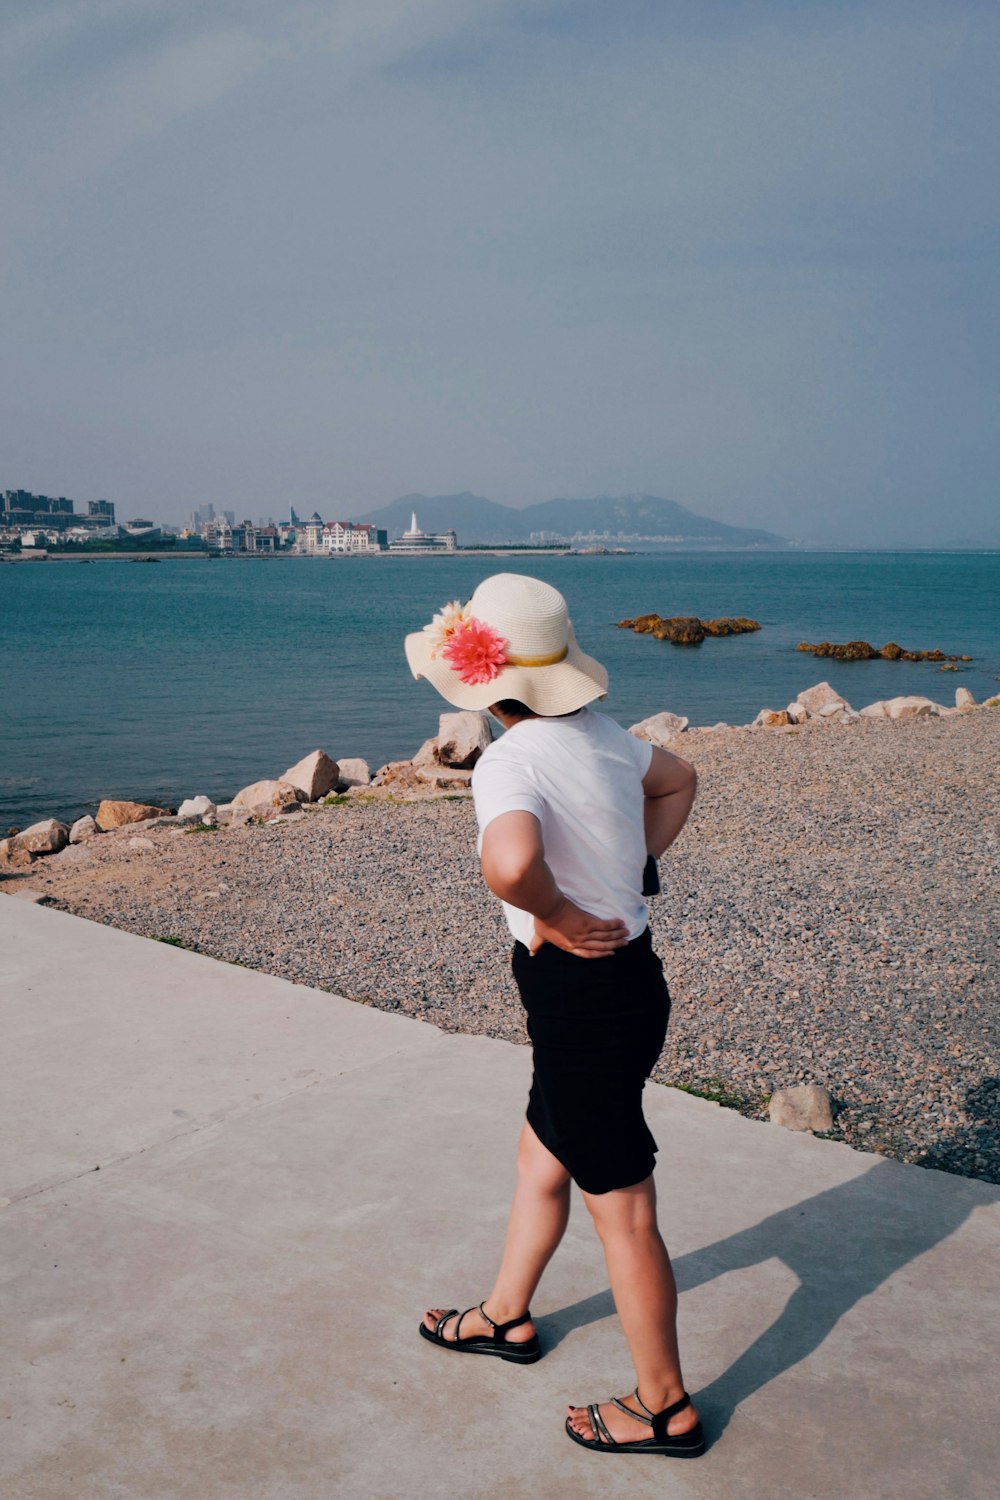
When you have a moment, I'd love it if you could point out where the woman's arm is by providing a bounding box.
[480,810,629,958]
[643,745,697,858]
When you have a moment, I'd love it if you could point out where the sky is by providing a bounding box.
[1,0,997,546]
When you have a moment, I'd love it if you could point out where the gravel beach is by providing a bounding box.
[12,712,999,1183]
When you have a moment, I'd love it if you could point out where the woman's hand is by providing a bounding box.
[529,896,629,959]
[480,811,628,958]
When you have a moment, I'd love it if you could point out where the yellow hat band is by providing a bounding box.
[503,645,569,668]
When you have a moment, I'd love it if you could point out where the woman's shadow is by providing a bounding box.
[536,1154,999,1436]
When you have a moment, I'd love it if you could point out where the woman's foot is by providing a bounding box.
[421,1302,537,1346]
[566,1389,701,1446]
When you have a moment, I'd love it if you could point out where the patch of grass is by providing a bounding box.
[441,794,469,802]
[668,1078,767,1114]
[183,822,219,834]
[322,794,351,806]
[152,935,197,951]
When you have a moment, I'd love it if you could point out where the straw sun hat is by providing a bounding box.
[405,573,608,715]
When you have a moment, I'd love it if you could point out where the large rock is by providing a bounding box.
[232,779,302,817]
[859,701,889,719]
[372,760,424,792]
[371,760,472,795]
[629,711,689,744]
[10,818,69,855]
[955,688,977,709]
[281,750,340,802]
[753,709,791,727]
[412,713,493,771]
[335,757,371,789]
[96,799,173,830]
[69,815,98,842]
[769,1084,834,1133]
[421,768,473,791]
[0,838,35,867]
[795,681,852,716]
[816,700,859,722]
[216,803,254,828]
[884,695,938,721]
[434,711,493,770]
[177,795,217,820]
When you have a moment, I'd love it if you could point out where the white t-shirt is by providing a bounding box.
[471,708,654,948]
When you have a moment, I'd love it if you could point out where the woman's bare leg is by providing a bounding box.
[567,1175,700,1441]
[423,1121,571,1344]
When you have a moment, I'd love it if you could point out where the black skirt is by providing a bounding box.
[511,927,671,1195]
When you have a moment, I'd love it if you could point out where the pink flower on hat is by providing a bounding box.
[441,617,509,684]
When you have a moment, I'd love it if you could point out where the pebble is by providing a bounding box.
[24,711,1000,1185]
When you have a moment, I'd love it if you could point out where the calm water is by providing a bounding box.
[2,551,998,827]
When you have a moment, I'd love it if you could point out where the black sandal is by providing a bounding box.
[565,1389,705,1456]
[418,1302,541,1364]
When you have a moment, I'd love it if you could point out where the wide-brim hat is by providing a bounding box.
[405,573,609,714]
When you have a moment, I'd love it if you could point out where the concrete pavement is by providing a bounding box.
[1,899,998,1500]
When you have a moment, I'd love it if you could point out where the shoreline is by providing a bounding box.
[5,709,998,1187]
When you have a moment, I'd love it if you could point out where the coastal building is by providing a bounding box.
[88,500,116,526]
[388,511,457,553]
[321,521,388,554]
[230,520,279,553]
[122,519,161,540]
[2,491,75,531]
[300,513,325,552]
[203,518,233,551]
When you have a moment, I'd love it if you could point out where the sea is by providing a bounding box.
[2,550,997,829]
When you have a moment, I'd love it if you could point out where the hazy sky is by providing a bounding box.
[2,1,997,545]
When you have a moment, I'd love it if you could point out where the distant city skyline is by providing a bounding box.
[2,2,998,548]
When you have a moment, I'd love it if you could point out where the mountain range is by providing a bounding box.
[356,492,787,548]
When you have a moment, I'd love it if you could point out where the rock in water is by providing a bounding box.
[10,818,69,855]
[798,639,966,663]
[232,779,302,817]
[434,711,493,769]
[619,614,759,643]
[769,1084,834,1133]
[69,815,98,842]
[281,750,340,802]
[628,711,689,744]
[652,616,705,644]
[96,800,174,830]
[702,617,761,636]
[335,757,372,789]
[177,796,217,820]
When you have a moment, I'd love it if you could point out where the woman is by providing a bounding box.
[405,573,703,1458]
